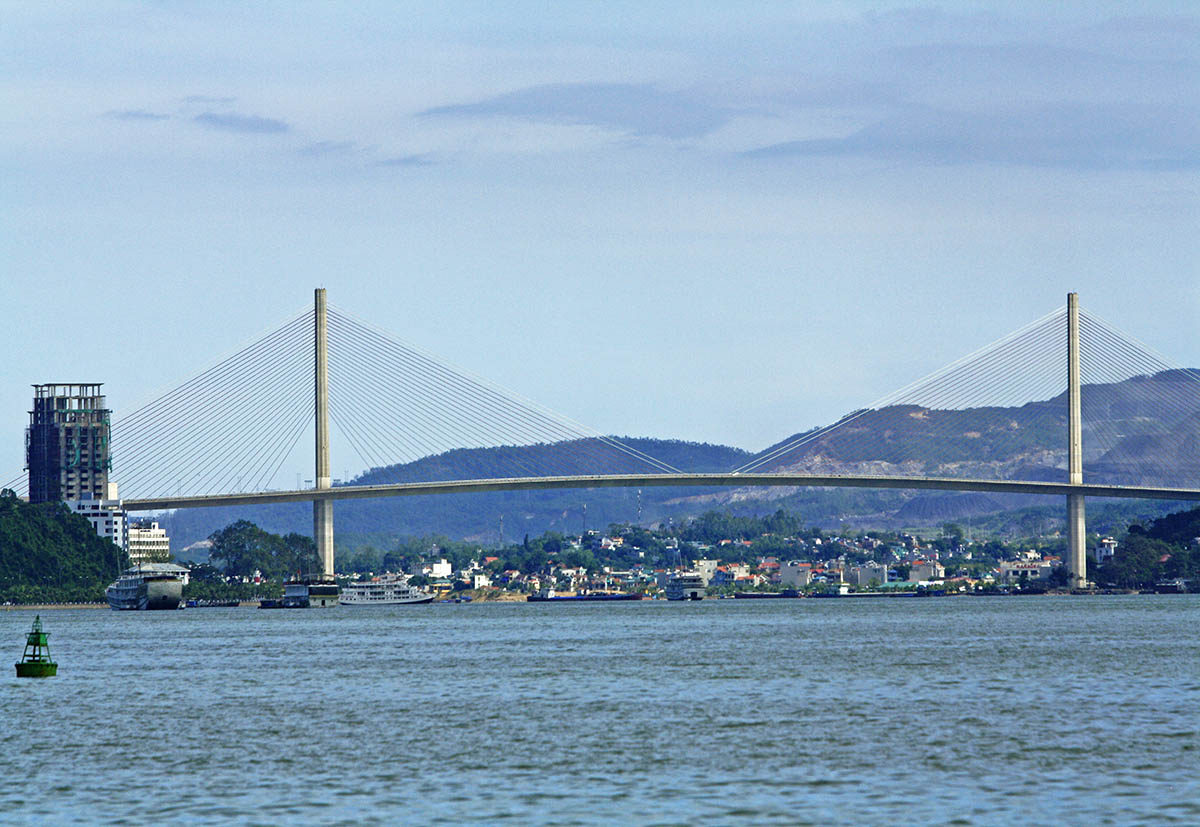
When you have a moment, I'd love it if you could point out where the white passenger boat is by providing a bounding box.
[665,572,706,601]
[341,574,435,606]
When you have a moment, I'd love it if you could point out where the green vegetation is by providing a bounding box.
[1094,508,1200,589]
[180,521,320,601]
[207,520,320,579]
[0,489,126,603]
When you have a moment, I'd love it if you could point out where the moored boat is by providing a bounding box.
[665,573,706,601]
[526,589,643,602]
[105,563,187,610]
[280,574,340,608]
[341,574,435,605]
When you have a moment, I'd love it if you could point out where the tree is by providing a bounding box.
[207,521,319,580]
[1096,534,1169,588]
[208,521,277,578]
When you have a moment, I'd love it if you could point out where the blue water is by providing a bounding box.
[2,596,1198,824]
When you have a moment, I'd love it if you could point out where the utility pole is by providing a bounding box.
[314,288,334,576]
[1067,292,1087,588]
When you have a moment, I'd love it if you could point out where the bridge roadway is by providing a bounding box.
[123,473,1200,511]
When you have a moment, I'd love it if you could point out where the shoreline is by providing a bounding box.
[1,588,1177,611]
[2,603,109,610]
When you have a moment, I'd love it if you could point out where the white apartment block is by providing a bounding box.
[127,521,171,565]
[67,493,127,550]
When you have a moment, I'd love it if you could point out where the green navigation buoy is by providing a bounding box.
[15,615,57,678]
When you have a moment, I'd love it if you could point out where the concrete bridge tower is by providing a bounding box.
[1067,292,1087,588]
[314,288,334,576]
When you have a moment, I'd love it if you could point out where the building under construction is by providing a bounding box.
[26,383,112,503]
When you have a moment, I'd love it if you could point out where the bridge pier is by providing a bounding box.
[314,287,334,576]
[1066,292,1088,588]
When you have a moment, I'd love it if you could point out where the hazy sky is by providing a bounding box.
[2,2,1198,485]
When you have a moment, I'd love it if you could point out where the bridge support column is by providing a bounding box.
[1067,292,1087,588]
[314,287,334,576]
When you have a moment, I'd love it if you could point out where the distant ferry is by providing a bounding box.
[105,564,187,610]
[341,575,435,606]
[665,573,706,601]
[526,589,643,602]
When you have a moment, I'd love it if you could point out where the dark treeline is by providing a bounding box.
[1095,509,1200,588]
[0,489,126,603]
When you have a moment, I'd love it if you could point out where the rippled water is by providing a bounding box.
[3,596,1198,824]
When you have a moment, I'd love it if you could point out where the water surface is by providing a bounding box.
[3,596,1197,824]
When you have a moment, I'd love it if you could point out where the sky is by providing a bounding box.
[2,1,1198,487]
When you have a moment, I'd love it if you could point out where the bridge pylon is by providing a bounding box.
[1067,292,1088,588]
[314,287,334,576]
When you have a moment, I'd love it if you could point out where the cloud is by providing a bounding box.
[421,83,731,139]
[745,103,1200,170]
[105,109,169,121]
[182,95,236,105]
[193,112,290,134]
[375,154,434,167]
[300,140,358,156]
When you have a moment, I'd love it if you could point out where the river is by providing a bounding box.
[3,595,1197,824]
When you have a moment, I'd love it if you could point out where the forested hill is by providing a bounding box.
[160,439,751,550]
[0,490,127,602]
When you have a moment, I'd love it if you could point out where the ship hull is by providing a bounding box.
[106,574,183,610]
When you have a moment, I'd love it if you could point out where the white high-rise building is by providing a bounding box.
[128,521,171,565]
[66,484,127,550]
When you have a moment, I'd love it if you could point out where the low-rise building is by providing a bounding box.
[910,560,945,581]
[849,561,888,587]
[1095,537,1118,565]
[781,561,813,588]
[695,558,720,585]
[998,560,1055,583]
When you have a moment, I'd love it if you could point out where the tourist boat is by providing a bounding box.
[665,573,706,601]
[526,588,643,602]
[105,563,187,610]
[341,574,435,605]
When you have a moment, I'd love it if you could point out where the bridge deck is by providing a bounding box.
[123,473,1200,511]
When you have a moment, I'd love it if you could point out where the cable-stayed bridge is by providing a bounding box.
[8,289,1200,588]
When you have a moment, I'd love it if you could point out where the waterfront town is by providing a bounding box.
[330,525,1108,600]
